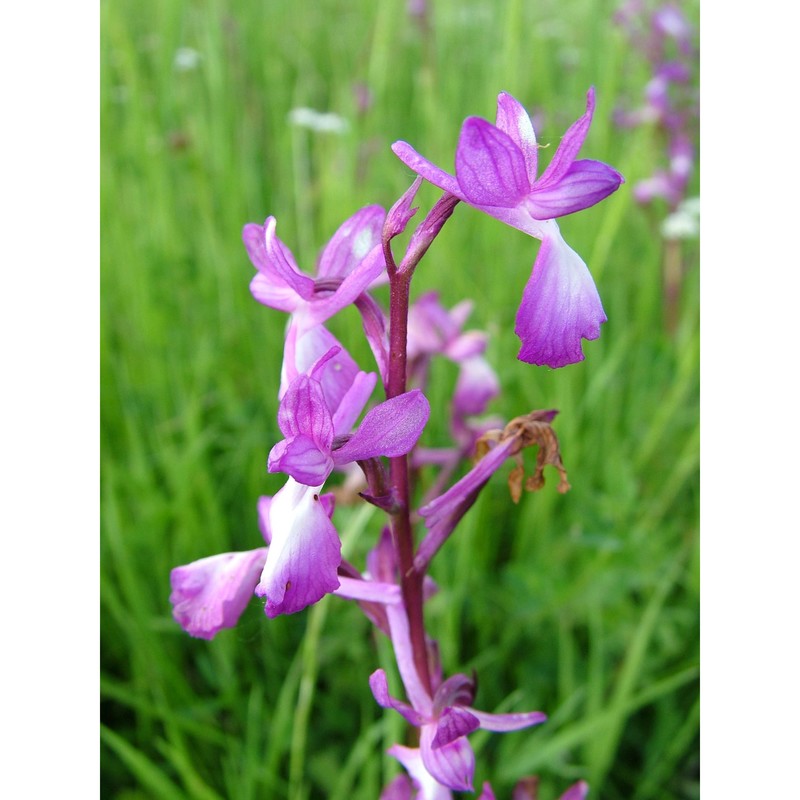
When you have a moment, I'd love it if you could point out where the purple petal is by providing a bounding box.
[535,87,596,190]
[385,177,422,240]
[453,355,499,417]
[277,375,334,448]
[249,272,301,312]
[331,371,377,436]
[455,117,531,207]
[316,205,385,279]
[255,479,341,617]
[245,217,315,300]
[494,92,539,186]
[559,781,589,800]
[527,159,624,219]
[391,141,463,198]
[334,577,401,604]
[431,707,481,749]
[420,723,475,792]
[380,774,414,800]
[369,669,428,727]
[515,224,606,368]
[332,390,430,465]
[432,673,476,713]
[478,783,497,800]
[306,243,387,329]
[467,707,547,732]
[386,603,433,716]
[387,746,453,800]
[257,495,273,544]
[170,548,268,639]
[268,434,334,485]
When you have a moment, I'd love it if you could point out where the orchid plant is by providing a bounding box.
[170,88,623,797]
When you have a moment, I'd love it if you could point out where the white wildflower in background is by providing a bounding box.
[174,47,202,72]
[661,197,700,240]
[288,108,349,134]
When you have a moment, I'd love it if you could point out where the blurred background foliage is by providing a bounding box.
[101,0,699,797]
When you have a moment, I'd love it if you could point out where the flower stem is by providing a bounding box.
[386,266,433,696]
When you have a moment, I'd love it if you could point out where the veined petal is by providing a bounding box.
[467,707,547,732]
[514,224,606,368]
[256,479,341,617]
[277,374,334,449]
[268,434,334,485]
[331,370,377,436]
[316,204,385,279]
[455,117,531,207]
[334,577,401,604]
[494,92,539,186]
[333,390,430,465]
[257,217,316,299]
[420,723,475,792]
[387,746,454,800]
[249,272,302,312]
[170,548,268,639]
[526,159,624,219]
[392,141,464,198]
[431,707,481,749]
[306,243,386,327]
[535,87,596,190]
[369,669,428,727]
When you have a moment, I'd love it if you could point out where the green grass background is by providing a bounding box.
[100,0,699,797]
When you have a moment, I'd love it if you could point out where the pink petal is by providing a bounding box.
[391,141,463,198]
[535,87,596,190]
[170,548,268,639]
[420,723,475,792]
[527,159,624,219]
[316,204,385,279]
[514,224,606,368]
[277,375,334,448]
[267,434,334,486]
[387,746,453,800]
[332,390,430,465]
[559,780,590,800]
[494,92,539,186]
[255,479,341,617]
[466,707,547,732]
[455,117,531,207]
[431,707,480,749]
[369,669,427,726]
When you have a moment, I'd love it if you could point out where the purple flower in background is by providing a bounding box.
[393,89,623,368]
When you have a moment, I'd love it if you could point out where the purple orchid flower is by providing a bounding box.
[393,89,623,368]
[243,205,391,384]
[258,346,430,616]
[367,579,545,792]
[168,492,334,638]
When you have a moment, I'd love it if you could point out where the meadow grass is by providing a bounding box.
[101,0,699,797]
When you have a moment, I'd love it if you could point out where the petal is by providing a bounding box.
[432,674,476,713]
[453,355,499,417]
[455,117,531,207]
[386,603,434,716]
[380,774,414,800]
[387,746,454,800]
[170,548,268,639]
[420,723,475,792]
[306,243,386,327]
[331,370,377,436]
[431,707,481,749]
[369,669,427,727]
[494,91,539,186]
[478,784,497,800]
[334,577,401,604]
[249,217,316,300]
[255,479,341,616]
[526,159,624,219]
[257,495,273,544]
[559,781,590,800]
[467,707,547,732]
[316,204,385,279]
[536,87,596,190]
[391,141,464,198]
[267,434,334,485]
[249,271,302,312]
[514,225,607,368]
[333,390,430,464]
[277,374,334,449]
